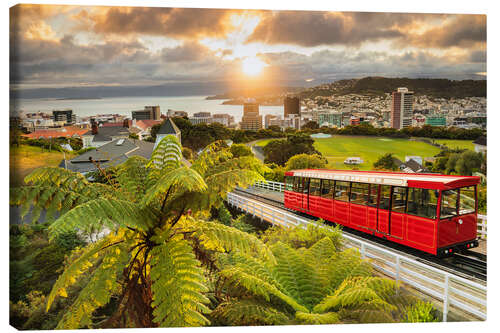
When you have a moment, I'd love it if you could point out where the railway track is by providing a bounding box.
[232,188,487,282]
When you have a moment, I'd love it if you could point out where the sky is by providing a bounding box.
[9,4,487,93]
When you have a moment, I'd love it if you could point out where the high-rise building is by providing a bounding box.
[391,87,414,129]
[284,96,300,117]
[52,109,75,124]
[132,106,161,120]
[240,103,262,131]
[189,112,212,125]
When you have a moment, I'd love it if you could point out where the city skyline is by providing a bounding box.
[10,4,486,95]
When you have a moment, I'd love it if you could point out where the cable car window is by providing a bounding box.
[440,189,458,219]
[335,181,350,202]
[379,185,391,210]
[391,187,407,213]
[459,186,476,215]
[350,182,370,205]
[296,177,303,192]
[285,176,294,191]
[302,178,310,194]
[310,178,321,197]
[321,179,334,199]
[407,188,439,219]
[367,184,379,207]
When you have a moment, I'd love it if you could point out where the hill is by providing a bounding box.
[298,77,486,99]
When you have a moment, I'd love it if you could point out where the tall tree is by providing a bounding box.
[10,136,270,329]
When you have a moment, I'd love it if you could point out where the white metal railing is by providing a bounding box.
[252,181,488,240]
[253,180,285,192]
[477,214,487,240]
[227,191,487,322]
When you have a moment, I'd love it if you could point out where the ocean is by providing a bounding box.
[10,95,285,123]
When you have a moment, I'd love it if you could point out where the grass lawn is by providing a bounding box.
[254,138,284,147]
[430,139,475,151]
[312,136,442,170]
[10,145,76,187]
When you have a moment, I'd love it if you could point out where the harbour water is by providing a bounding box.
[11,95,285,123]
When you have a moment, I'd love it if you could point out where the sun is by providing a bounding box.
[242,57,266,76]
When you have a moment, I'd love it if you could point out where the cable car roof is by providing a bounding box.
[285,169,480,190]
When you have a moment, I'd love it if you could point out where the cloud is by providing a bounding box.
[246,11,431,47]
[403,15,486,49]
[84,7,237,39]
[247,11,486,50]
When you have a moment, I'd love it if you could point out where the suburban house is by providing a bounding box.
[81,121,131,148]
[394,157,428,173]
[62,138,155,174]
[473,136,487,154]
[133,119,163,139]
[154,117,181,148]
[22,126,89,139]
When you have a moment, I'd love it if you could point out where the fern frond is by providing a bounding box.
[56,243,130,329]
[115,156,149,202]
[185,218,275,264]
[295,311,340,325]
[218,266,308,313]
[325,248,373,292]
[205,169,264,201]
[48,198,157,239]
[150,234,210,327]
[147,135,182,172]
[46,230,127,311]
[10,186,96,223]
[271,242,325,311]
[141,167,207,206]
[313,277,397,315]
[24,167,88,189]
[204,156,270,178]
[228,253,280,288]
[190,140,232,176]
[212,299,289,326]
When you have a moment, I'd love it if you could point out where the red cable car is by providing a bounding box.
[284,169,480,256]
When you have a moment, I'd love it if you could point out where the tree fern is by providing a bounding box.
[295,311,340,325]
[150,233,210,327]
[271,242,325,310]
[212,299,289,325]
[147,135,182,171]
[46,230,127,311]
[115,156,149,202]
[141,166,207,206]
[48,198,157,239]
[56,243,130,329]
[185,218,275,263]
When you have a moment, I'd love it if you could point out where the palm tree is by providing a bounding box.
[212,237,416,325]
[10,136,270,329]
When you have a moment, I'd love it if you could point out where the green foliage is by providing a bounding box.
[10,135,273,329]
[404,300,438,323]
[285,153,327,171]
[213,234,401,326]
[373,153,399,171]
[447,150,484,175]
[230,143,253,157]
[260,220,343,250]
[150,233,210,327]
[212,299,289,325]
[182,147,194,160]
[129,133,139,140]
[263,133,321,165]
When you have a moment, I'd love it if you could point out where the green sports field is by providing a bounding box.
[313,136,441,170]
[430,139,475,151]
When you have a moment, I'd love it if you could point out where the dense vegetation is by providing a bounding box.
[263,134,321,165]
[10,135,440,328]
